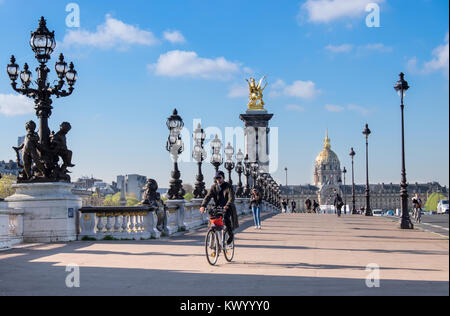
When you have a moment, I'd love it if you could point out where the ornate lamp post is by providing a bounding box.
[284,167,289,202]
[235,149,245,197]
[243,155,251,197]
[192,123,207,198]
[362,124,372,216]
[166,109,186,200]
[251,162,260,189]
[343,167,347,215]
[395,73,414,229]
[350,148,357,214]
[210,135,223,173]
[7,17,78,183]
[224,143,235,185]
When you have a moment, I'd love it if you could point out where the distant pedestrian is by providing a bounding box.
[333,191,344,217]
[305,199,312,213]
[250,188,263,229]
[412,194,423,223]
[282,199,288,213]
[291,200,297,213]
[312,200,319,214]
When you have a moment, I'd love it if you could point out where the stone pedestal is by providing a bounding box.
[5,183,82,243]
[165,199,186,234]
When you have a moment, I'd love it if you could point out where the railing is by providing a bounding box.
[0,208,24,250]
[77,198,278,240]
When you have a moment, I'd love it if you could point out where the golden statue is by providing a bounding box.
[246,76,267,111]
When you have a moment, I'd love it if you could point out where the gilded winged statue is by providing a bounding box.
[246,75,268,111]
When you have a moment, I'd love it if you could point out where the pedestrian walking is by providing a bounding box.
[250,188,263,229]
[333,191,344,217]
[281,199,288,213]
[291,200,297,213]
[312,200,319,214]
[412,194,423,223]
[305,199,312,213]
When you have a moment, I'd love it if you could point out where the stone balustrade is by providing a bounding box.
[0,207,24,250]
[77,198,267,241]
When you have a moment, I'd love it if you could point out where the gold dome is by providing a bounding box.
[315,132,339,165]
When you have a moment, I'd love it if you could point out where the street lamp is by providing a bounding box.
[343,167,347,215]
[235,149,245,197]
[284,167,289,202]
[362,124,372,216]
[350,148,357,214]
[192,123,207,198]
[251,162,260,189]
[224,143,235,185]
[7,17,77,183]
[243,155,251,197]
[210,135,223,173]
[394,72,414,229]
[166,109,186,200]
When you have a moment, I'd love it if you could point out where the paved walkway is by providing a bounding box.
[0,213,448,296]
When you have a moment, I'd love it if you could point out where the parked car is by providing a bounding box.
[385,210,395,216]
[437,200,449,214]
[373,209,384,216]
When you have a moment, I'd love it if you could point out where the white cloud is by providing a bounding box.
[284,81,320,99]
[228,83,248,98]
[163,30,186,44]
[269,79,320,99]
[325,104,344,112]
[358,43,392,53]
[0,94,34,116]
[408,33,449,78]
[150,50,240,79]
[325,44,353,53]
[62,14,159,49]
[285,104,306,112]
[348,104,370,116]
[300,0,384,23]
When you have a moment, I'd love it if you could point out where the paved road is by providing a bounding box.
[0,213,448,296]
[387,214,449,237]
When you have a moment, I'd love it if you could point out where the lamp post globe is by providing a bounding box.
[224,143,235,185]
[210,135,223,173]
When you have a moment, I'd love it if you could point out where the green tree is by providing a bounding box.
[424,193,448,211]
[0,174,17,199]
[103,192,139,206]
[184,192,194,202]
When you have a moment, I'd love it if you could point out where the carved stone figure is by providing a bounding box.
[141,179,167,233]
[13,120,46,181]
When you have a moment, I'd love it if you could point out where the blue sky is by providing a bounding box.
[0,0,448,188]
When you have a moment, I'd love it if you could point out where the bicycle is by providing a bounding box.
[205,207,235,266]
[413,207,422,223]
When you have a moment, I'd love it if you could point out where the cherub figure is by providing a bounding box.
[50,122,75,172]
[13,120,45,180]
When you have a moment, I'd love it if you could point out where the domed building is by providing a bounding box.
[314,132,342,187]
[280,132,448,212]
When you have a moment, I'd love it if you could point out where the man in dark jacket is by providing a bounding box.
[200,171,239,244]
[333,191,344,217]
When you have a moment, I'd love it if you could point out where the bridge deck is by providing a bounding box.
[0,214,448,296]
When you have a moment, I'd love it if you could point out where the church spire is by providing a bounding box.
[324,130,331,150]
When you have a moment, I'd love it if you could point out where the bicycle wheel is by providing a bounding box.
[205,229,219,266]
[223,230,235,262]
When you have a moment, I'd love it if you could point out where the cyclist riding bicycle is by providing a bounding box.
[412,194,423,223]
[200,171,239,245]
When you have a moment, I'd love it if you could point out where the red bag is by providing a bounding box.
[210,217,224,227]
